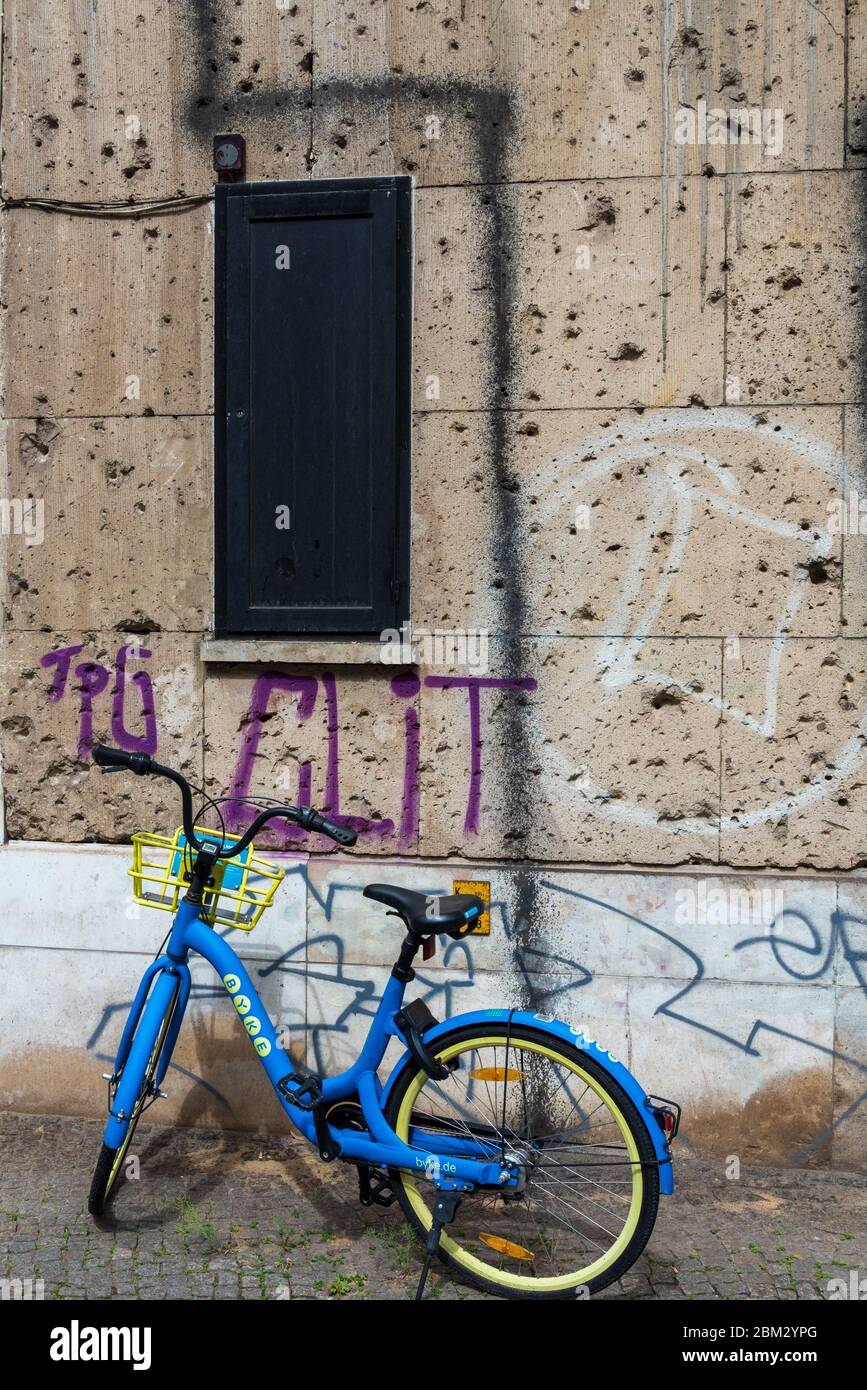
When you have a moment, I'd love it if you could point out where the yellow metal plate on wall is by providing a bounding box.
[452,879,491,934]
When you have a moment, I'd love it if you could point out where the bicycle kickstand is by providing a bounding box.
[414,1190,462,1302]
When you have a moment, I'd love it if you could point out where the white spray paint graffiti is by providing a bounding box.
[540,409,860,835]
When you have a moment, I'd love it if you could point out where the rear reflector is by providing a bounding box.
[467,1067,526,1082]
[479,1232,534,1261]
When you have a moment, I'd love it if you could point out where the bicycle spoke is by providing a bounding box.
[396,1037,646,1284]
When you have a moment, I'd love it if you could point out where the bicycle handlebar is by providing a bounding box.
[91,745,358,854]
[92,745,154,775]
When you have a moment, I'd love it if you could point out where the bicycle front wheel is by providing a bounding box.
[88,984,178,1217]
[385,1023,660,1299]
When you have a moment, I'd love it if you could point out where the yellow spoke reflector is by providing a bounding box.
[467,1067,526,1082]
[479,1232,535,1261]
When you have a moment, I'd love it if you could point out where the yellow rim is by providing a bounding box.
[395,1036,645,1293]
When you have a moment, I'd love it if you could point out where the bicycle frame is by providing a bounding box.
[105,896,519,1192]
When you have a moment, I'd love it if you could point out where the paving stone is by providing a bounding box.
[0,1110,864,1302]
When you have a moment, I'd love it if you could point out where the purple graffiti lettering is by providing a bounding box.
[40,644,84,702]
[391,673,420,847]
[318,672,393,841]
[74,663,111,760]
[424,675,538,835]
[227,674,319,844]
[111,644,157,755]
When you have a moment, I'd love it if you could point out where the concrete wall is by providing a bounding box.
[0,1,865,1166]
[1,842,864,1170]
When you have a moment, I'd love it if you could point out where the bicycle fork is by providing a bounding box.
[103,963,189,1148]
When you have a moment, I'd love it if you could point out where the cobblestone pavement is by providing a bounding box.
[1,1112,864,1301]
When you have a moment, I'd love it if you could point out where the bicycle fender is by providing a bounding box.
[112,954,174,1079]
[381,1006,675,1195]
[103,968,183,1150]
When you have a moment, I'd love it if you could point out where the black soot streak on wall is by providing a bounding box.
[856,163,867,427]
[183,1,542,981]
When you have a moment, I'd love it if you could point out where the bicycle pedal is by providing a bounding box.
[357,1164,396,1208]
[278,1073,342,1163]
[277,1071,323,1112]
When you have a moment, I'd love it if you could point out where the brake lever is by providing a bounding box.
[100,766,127,774]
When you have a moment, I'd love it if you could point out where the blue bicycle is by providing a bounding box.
[87,744,678,1300]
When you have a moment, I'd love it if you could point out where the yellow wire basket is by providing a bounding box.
[129,826,285,930]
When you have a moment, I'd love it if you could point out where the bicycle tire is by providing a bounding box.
[88,987,178,1217]
[385,1022,660,1300]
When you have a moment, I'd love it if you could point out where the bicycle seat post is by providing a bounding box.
[391,928,422,983]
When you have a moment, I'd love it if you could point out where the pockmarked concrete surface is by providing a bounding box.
[1,1113,864,1302]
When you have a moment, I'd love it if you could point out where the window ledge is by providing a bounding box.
[200,638,411,666]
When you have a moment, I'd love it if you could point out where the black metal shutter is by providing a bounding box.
[214,177,412,636]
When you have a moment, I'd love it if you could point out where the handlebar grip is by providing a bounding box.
[92,744,154,776]
[296,806,357,847]
[318,818,358,848]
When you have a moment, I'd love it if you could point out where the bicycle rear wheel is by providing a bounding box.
[385,1023,660,1299]
[88,985,178,1217]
